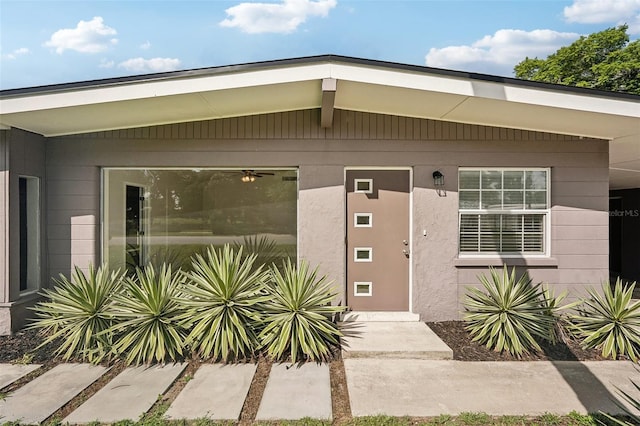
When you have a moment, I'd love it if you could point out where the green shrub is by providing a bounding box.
[29,264,124,363]
[259,259,345,363]
[182,244,270,361]
[571,279,640,362]
[110,264,188,365]
[463,265,555,356]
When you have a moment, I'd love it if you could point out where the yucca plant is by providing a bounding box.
[601,379,640,426]
[463,265,555,357]
[29,264,124,363]
[260,259,345,363]
[110,264,188,365]
[540,285,579,345]
[182,244,270,362]
[571,279,640,362]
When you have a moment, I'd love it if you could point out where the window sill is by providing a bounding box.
[454,257,558,267]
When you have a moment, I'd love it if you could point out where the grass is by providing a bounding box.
[25,412,631,426]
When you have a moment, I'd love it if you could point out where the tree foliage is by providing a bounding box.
[514,25,640,94]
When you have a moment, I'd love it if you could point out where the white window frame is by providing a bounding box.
[354,178,373,194]
[458,167,551,258]
[354,213,373,228]
[354,247,373,262]
[354,281,373,296]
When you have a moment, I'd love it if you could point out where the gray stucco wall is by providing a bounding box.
[43,109,609,321]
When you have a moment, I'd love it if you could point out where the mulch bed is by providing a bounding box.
[427,320,610,361]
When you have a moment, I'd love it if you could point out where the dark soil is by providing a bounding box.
[427,321,610,361]
[0,327,60,364]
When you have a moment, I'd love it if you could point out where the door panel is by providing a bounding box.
[346,170,410,311]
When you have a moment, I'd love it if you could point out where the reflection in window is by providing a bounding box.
[104,169,297,271]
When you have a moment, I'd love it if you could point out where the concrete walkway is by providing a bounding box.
[165,363,256,421]
[256,363,332,421]
[63,363,186,424]
[0,363,40,389]
[1,321,640,423]
[344,359,640,417]
[0,363,108,425]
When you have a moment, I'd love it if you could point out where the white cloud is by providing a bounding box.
[44,17,118,54]
[118,57,181,73]
[564,0,640,33]
[99,58,115,68]
[5,47,30,60]
[425,29,580,76]
[140,41,151,50]
[220,0,337,34]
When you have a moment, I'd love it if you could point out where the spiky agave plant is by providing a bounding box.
[572,279,640,362]
[601,379,640,426]
[463,265,555,357]
[29,264,125,363]
[110,263,188,365]
[260,259,346,363]
[182,244,270,362]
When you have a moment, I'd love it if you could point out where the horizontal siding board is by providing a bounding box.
[552,196,609,211]
[47,224,97,240]
[47,211,97,225]
[553,181,609,197]
[553,239,609,255]
[552,209,608,226]
[552,225,608,240]
[555,254,609,269]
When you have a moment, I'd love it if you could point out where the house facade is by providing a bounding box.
[1,55,639,334]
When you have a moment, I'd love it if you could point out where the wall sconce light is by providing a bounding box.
[432,170,444,187]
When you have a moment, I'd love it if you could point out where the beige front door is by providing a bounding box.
[346,170,410,311]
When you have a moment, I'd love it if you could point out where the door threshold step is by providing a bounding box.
[341,311,420,322]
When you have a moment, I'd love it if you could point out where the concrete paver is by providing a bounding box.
[0,363,41,389]
[341,321,453,359]
[344,359,640,417]
[0,363,108,425]
[165,363,256,420]
[256,363,332,420]
[63,363,186,424]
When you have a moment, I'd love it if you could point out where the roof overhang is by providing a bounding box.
[1,55,638,189]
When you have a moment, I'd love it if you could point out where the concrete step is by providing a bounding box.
[340,321,453,360]
[341,311,420,322]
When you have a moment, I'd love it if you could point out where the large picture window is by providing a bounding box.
[458,168,549,255]
[103,169,297,272]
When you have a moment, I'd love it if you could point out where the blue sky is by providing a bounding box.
[1,0,639,89]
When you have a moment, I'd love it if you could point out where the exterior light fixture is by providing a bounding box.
[432,170,444,186]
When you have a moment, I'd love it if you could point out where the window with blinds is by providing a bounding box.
[458,169,549,255]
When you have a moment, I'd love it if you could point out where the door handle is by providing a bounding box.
[402,249,410,258]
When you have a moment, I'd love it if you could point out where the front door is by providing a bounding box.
[346,170,410,311]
